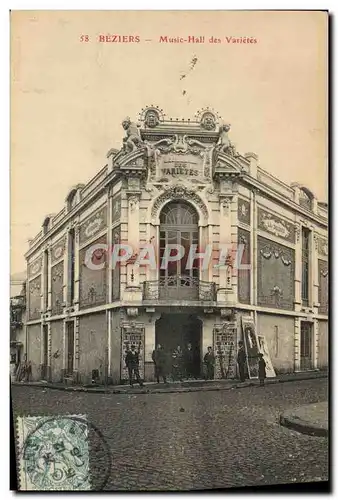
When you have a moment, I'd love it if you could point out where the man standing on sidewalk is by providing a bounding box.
[204,346,215,380]
[152,344,167,384]
[125,344,144,387]
[237,341,247,383]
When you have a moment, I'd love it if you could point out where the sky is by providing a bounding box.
[10,10,328,274]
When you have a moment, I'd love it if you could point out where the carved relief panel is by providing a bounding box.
[112,195,121,223]
[238,228,251,304]
[238,198,251,225]
[51,237,66,264]
[318,259,328,315]
[79,235,107,310]
[28,275,41,320]
[317,237,328,258]
[257,236,295,310]
[257,208,295,243]
[79,206,107,246]
[51,261,64,315]
[28,256,43,279]
[112,226,121,301]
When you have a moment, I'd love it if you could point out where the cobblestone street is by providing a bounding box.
[12,378,329,491]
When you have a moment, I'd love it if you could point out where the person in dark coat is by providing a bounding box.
[258,353,266,386]
[125,344,144,387]
[184,343,195,379]
[152,344,167,384]
[237,341,247,383]
[172,345,184,382]
[204,346,215,380]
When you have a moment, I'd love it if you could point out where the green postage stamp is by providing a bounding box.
[16,415,91,491]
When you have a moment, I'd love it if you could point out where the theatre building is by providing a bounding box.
[24,106,328,384]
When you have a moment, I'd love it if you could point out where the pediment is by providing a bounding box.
[214,153,243,176]
[113,148,146,170]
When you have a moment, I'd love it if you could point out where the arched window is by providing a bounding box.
[159,201,199,299]
[299,188,313,211]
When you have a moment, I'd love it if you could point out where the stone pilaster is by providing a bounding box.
[251,189,257,305]
[313,319,319,370]
[123,175,142,302]
[294,224,302,312]
[217,178,236,304]
[73,224,80,307]
[73,317,80,382]
[312,233,319,312]
[294,317,301,371]
[107,188,113,304]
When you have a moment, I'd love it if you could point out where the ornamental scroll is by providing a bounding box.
[258,208,295,244]
[79,206,107,246]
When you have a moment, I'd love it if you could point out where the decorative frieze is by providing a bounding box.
[238,198,251,225]
[151,185,208,220]
[238,228,251,304]
[79,235,107,309]
[318,259,328,315]
[112,195,121,223]
[51,237,66,264]
[258,207,295,243]
[51,261,64,315]
[317,236,328,257]
[257,236,295,310]
[79,206,107,246]
[28,256,43,278]
[28,275,41,320]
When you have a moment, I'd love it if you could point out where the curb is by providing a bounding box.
[279,414,328,437]
[12,372,328,396]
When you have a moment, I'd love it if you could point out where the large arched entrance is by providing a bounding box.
[159,201,199,300]
[155,313,203,378]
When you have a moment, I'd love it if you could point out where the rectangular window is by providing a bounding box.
[301,228,310,306]
[44,250,49,310]
[68,229,75,304]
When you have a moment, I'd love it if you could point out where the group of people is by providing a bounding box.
[125,340,267,387]
[152,343,215,384]
[124,342,216,387]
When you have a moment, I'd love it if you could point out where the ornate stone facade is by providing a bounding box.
[257,236,295,310]
[24,106,328,383]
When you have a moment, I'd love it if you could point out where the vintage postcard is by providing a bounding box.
[10,10,328,491]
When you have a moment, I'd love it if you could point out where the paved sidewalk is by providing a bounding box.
[280,402,328,437]
[12,370,328,395]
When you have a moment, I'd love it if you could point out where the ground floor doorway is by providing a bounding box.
[300,321,314,371]
[66,321,75,376]
[155,313,202,378]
